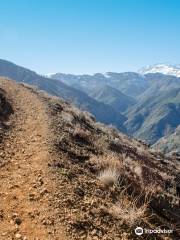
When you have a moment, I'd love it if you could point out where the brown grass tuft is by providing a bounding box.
[73,127,91,144]
[98,168,118,186]
[110,189,149,226]
[91,153,123,170]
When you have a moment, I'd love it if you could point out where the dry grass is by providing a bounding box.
[73,127,91,143]
[98,168,119,186]
[79,111,95,122]
[123,156,143,179]
[92,153,124,186]
[91,153,154,227]
[91,153,123,170]
[110,189,149,226]
[68,105,95,123]
[61,112,74,124]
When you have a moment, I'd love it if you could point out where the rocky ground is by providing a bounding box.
[0,78,179,240]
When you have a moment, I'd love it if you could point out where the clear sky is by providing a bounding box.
[0,0,180,74]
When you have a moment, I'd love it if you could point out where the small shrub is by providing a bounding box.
[91,153,123,170]
[123,156,142,179]
[79,111,95,122]
[58,168,69,176]
[73,127,91,144]
[62,112,74,124]
[110,190,148,226]
[109,139,123,154]
[98,168,118,186]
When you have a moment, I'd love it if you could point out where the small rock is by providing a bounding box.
[91,229,98,236]
[42,218,54,226]
[15,233,22,239]
[92,237,99,240]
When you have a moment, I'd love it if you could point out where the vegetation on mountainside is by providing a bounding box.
[152,125,180,154]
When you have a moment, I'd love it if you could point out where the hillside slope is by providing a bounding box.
[125,88,180,144]
[90,85,136,113]
[152,125,180,154]
[0,78,179,240]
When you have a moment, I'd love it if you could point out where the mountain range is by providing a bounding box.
[49,67,180,148]
[0,59,179,153]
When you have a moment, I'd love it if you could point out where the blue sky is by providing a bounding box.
[0,0,180,74]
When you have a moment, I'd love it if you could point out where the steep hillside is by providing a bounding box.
[139,73,180,100]
[104,72,148,97]
[125,88,180,144]
[90,85,136,113]
[152,125,180,154]
[0,59,126,132]
[125,73,180,144]
[0,78,179,240]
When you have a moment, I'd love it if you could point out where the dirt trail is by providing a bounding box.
[0,79,67,240]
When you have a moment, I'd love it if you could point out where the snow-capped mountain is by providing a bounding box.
[139,64,180,77]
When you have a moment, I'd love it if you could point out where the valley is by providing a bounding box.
[0,59,179,154]
[49,65,180,152]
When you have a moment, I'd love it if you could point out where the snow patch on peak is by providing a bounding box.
[139,64,180,77]
[44,73,57,78]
